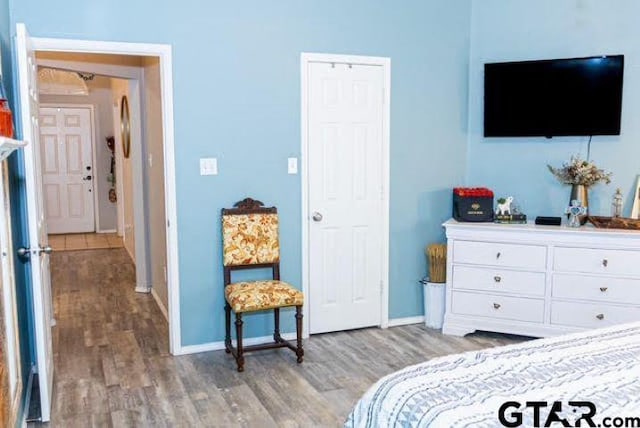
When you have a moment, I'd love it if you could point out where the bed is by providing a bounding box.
[346,322,640,427]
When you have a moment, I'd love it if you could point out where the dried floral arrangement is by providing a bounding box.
[547,155,612,186]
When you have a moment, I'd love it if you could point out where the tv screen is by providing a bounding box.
[484,55,624,137]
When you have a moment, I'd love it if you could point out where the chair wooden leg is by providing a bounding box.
[224,303,232,354]
[273,308,281,342]
[295,305,304,363]
[235,312,245,372]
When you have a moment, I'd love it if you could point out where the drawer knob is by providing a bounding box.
[602,259,608,267]
[600,287,608,292]
[496,252,501,259]
[493,303,501,309]
[596,313,605,320]
[494,275,502,283]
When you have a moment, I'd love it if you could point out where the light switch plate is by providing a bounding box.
[200,158,218,175]
[288,157,298,174]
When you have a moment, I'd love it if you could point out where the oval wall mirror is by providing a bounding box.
[120,95,131,159]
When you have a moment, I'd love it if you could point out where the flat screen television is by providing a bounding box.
[484,55,624,137]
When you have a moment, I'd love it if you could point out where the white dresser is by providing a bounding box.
[442,219,640,337]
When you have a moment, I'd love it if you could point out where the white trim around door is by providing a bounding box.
[300,52,391,337]
[29,31,182,355]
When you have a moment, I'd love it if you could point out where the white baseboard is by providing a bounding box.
[176,332,297,356]
[97,228,117,234]
[387,315,425,327]
[151,287,169,322]
[135,285,150,293]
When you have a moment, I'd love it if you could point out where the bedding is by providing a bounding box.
[346,322,640,427]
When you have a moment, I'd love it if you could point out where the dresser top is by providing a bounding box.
[443,218,640,240]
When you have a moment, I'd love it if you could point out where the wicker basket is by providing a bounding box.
[425,244,447,283]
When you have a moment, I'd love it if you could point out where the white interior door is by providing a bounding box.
[307,60,385,334]
[39,107,95,234]
[16,23,54,422]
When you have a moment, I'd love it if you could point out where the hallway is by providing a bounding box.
[36,248,521,427]
[42,248,170,426]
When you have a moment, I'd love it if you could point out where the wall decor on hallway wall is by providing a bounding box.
[120,95,131,159]
[106,136,117,203]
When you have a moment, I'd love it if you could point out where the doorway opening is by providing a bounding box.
[16,24,181,422]
[34,51,171,316]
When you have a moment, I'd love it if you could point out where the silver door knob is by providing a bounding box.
[40,245,53,255]
[312,212,323,222]
[17,247,30,259]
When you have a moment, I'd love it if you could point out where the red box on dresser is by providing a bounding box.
[452,187,494,222]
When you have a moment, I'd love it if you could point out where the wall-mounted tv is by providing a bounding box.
[484,55,624,138]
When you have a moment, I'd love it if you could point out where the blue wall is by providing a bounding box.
[8,1,472,346]
[467,0,640,218]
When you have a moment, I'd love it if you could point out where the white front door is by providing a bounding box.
[307,59,386,334]
[16,23,54,422]
[39,106,95,234]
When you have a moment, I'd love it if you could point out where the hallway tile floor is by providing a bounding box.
[48,233,123,251]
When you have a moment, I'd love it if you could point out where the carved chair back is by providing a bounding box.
[221,198,280,285]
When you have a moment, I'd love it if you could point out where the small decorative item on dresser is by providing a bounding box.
[566,200,587,228]
[495,196,513,215]
[494,213,527,224]
[548,155,612,225]
[588,216,640,230]
[452,187,494,222]
[495,196,527,223]
[611,188,623,218]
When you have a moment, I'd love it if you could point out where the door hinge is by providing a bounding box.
[380,280,384,295]
[167,220,170,228]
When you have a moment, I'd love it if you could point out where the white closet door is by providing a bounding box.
[307,61,385,334]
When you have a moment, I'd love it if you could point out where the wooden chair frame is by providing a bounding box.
[222,198,303,372]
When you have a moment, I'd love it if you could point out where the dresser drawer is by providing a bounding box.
[452,266,545,296]
[551,300,640,329]
[554,247,640,276]
[451,291,544,323]
[553,274,640,305]
[453,241,546,270]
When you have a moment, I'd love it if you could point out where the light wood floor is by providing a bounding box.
[34,248,525,427]
[48,233,123,252]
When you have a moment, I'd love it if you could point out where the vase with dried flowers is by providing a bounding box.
[547,155,612,224]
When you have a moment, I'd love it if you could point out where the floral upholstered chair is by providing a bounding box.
[221,198,304,372]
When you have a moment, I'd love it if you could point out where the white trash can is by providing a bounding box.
[423,280,445,329]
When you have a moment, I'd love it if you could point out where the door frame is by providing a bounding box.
[300,52,391,336]
[39,104,99,233]
[29,31,182,354]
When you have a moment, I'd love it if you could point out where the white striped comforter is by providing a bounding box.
[346,323,640,427]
